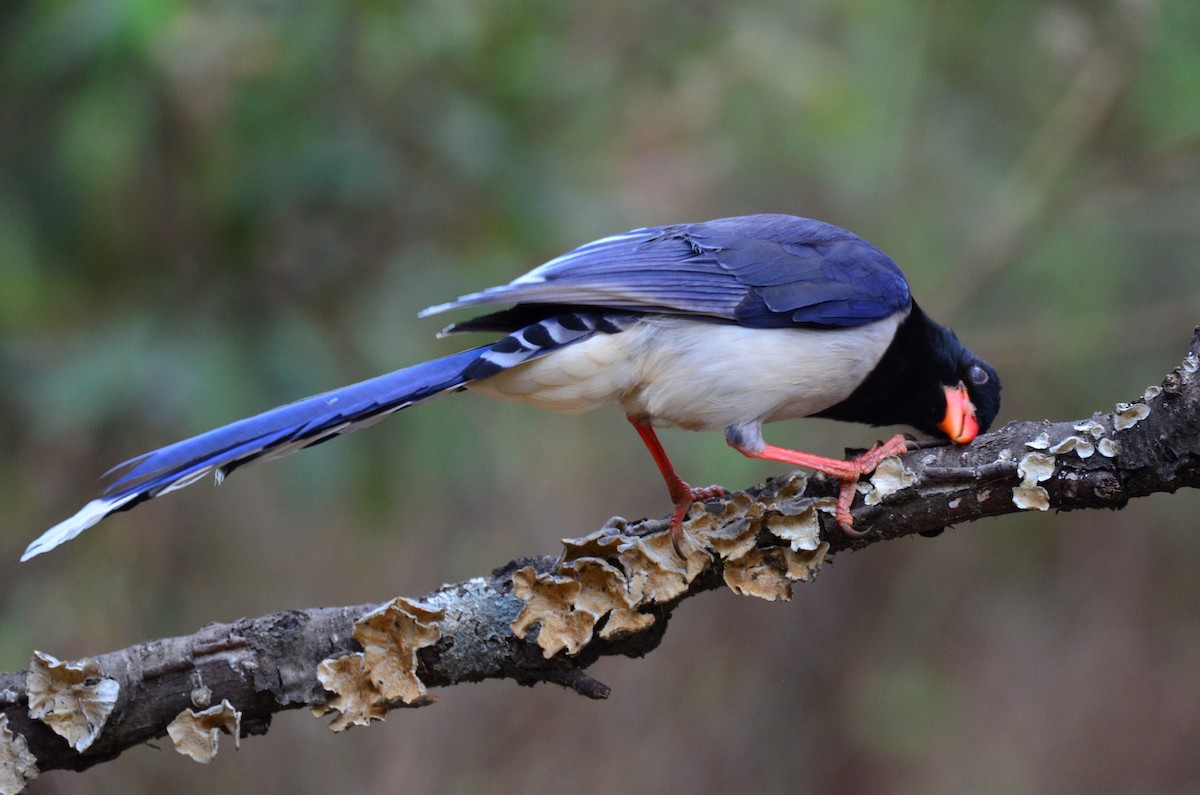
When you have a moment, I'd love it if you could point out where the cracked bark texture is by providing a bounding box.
[2,328,1197,781]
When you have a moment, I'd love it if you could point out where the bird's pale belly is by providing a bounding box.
[468,313,905,429]
[465,328,641,414]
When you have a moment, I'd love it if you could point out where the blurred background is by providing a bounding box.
[3,0,1200,792]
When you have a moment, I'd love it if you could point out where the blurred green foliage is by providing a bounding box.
[3,0,1200,792]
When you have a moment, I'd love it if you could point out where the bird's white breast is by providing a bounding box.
[466,311,906,430]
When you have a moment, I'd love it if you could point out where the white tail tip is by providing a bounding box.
[21,494,138,562]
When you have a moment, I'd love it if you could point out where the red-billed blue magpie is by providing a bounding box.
[22,214,1000,561]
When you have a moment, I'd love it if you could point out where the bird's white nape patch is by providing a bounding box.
[21,493,140,561]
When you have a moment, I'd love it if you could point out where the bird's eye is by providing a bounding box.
[968,364,989,386]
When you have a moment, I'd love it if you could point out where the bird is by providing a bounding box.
[21,214,1000,562]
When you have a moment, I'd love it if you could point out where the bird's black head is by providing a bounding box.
[815,302,1001,442]
[914,317,1001,441]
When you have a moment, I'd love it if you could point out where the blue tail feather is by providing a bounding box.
[24,309,629,561]
[21,346,487,561]
[104,346,487,495]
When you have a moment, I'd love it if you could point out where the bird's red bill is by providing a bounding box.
[939,383,979,444]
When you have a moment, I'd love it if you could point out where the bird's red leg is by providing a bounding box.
[628,416,727,551]
[730,434,910,533]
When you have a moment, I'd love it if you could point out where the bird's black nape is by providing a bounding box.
[815,302,1000,439]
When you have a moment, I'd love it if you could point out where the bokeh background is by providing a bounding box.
[3,0,1200,792]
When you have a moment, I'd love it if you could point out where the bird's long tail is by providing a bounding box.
[22,346,489,561]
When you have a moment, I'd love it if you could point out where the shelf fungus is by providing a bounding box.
[313,597,443,732]
[25,651,119,753]
[1013,452,1055,511]
[1029,427,1101,460]
[863,456,916,506]
[1113,401,1151,431]
[512,566,621,658]
[723,544,829,601]
[166,700,241,764]
[1026,433,1051,450]
[1047,435,1094,458]
[0,715,38,795]
[514,476,835,655]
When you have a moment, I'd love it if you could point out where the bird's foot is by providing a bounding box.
[735,433,912,537]
[834,434,911,533]
[628,415,728,555]
[668,483,728,556]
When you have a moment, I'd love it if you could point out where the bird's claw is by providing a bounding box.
[687,484,728,503]
[667,484,728,556]
[835,434,911,534]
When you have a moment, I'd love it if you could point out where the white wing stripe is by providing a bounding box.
[510,229,651,285]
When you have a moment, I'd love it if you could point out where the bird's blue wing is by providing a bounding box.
[422,214,911,329]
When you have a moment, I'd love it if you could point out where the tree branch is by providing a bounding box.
[2,327,1198,788]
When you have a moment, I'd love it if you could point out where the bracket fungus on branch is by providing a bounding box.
[511,475,834,657]
[1014,452,1055,511]
[0,715,38,795]
[313,598,443,732]
[2,327,1199,782]
[166,700,241,764]
[24,652,119,755]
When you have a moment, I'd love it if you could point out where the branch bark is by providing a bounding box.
[3,328,1198,787]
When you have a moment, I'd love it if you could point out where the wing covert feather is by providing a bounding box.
[421,214,911,329]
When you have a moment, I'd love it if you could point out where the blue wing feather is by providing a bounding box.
[420,214,910,329]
